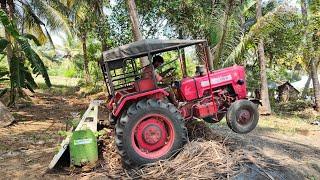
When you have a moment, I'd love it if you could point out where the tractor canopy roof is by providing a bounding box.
[102,39,206,70]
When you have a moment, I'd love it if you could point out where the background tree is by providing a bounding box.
[306,0,320,111]
[1,0,318,114]
[62,0,104,82]
[0,0,57,105]
[256,0,271,114]
[300,0,311,97]
[223,2,304,104]
[126,0,149,66]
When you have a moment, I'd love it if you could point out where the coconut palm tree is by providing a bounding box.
[126,0,149,67]
[0,0,71,105]
[301,0,320,111]
[223,0,319,112]
[255,0,271,114]
[58,0,108,82]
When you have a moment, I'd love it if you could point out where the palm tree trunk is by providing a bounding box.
[300,0,307,25]
[178,29,187,76]
[0,1,12,63]
[214,0,233,68]
[300,0,310,99]
[302,74,311,97]
[7,0,13,16]
[81,33,90,82]
[256,0,271,114]
[1,0,16,105]
[309,0,320,112]
[205,46,214,71]
[127,0,142,41]
[211,0,216,13]
[127,0,148,67]
[301,0,320,111]
[7,1,14,97]
[0,0,6,10]
[311,57,320,111]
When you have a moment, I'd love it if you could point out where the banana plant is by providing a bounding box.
[0,9,51,104]
[0,38,9,96]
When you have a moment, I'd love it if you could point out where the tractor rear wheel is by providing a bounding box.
[115,99,188,166]
[108,114,116,125]
[226,100,259,134]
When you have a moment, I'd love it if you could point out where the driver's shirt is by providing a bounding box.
[142,65,163,82]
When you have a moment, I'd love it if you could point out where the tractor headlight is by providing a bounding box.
[172,81,181,89]
[237,79,245,85]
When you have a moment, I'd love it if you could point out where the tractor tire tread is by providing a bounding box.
[226,99,259,134]
[115,99,188,167]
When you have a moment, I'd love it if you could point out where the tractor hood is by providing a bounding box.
[102,39,206,70]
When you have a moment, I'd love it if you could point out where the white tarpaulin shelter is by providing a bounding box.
[291,75,320,91]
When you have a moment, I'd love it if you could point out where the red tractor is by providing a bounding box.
[100,39,259,166]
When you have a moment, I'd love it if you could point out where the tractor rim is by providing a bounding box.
[237,109,252,125]
[131,114,175,159]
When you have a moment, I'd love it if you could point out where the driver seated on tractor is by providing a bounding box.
[142,55,164,81]
[142,55,181,107]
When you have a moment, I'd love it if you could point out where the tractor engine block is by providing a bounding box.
[182,87,236,120]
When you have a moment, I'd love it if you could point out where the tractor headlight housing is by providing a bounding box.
[172,81,181,88]
[237,79,245,85]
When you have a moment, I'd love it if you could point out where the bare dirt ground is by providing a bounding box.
[0,90,319,179]
[211,122,320,179]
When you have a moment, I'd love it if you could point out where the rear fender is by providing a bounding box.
[113,89,169,117]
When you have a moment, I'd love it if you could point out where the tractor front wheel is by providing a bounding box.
[115,99,188,166]
[226,100,259,134]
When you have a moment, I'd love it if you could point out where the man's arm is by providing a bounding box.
[155,71,163,82]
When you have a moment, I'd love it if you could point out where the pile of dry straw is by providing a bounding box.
[100,121,244,179]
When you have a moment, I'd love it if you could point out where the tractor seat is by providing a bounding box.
[134,78,156,92]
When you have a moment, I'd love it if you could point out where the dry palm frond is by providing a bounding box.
[99,129,124,178]
[100,121,244,179]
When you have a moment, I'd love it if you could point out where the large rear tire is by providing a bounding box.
[226,100,259,134]
[115,99,188,166]
[108,113,116,125]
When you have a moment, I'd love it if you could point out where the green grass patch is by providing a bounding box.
[35,76,81,95]
[257,115,319,135]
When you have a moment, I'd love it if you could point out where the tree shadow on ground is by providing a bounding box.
[37,84,80,96]
[272,100,319,120]
[11,92,88,121]
[189,121,320,179]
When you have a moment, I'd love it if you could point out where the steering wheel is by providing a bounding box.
[159,67,176,85]
[161,67,176,78]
